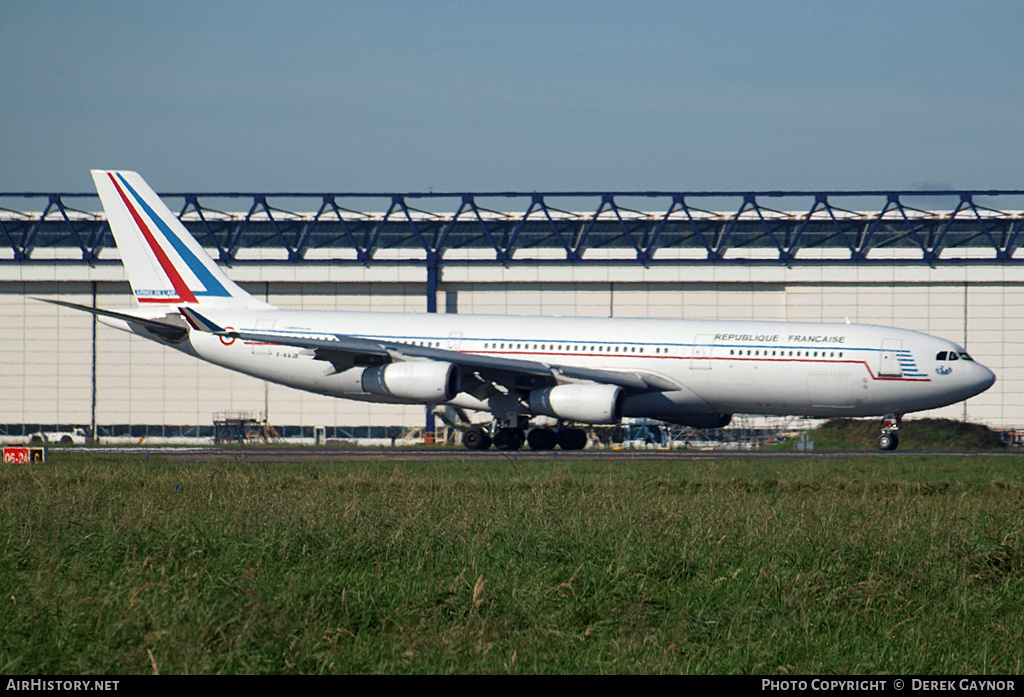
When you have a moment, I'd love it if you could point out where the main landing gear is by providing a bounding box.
[877,413,900,451]
[461,424,588,451]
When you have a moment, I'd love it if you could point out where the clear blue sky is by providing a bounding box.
[2,0,1022,193]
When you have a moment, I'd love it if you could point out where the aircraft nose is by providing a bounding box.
[976,363,997,392]
[966,362,996,397]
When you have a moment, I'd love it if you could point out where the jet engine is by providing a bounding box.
[361,361,461,402]
[528,383,625,424]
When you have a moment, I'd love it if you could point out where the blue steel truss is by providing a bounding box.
[4,189,1024,265]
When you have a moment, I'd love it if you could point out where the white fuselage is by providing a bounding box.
[111,307,996,423]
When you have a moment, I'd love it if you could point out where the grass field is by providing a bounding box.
[2,450,1022,674]
[781,418,1008,451]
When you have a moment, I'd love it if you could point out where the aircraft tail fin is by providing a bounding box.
[92,170,271,309]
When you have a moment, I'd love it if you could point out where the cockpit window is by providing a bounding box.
[937,350,973,362]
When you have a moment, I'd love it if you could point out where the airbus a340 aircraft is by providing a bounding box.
[47,171,996,451]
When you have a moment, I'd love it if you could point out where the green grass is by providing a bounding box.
[1,452,1023,674]
[780,418,1008,451]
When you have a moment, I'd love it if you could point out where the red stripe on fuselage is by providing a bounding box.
[107,173,197,305]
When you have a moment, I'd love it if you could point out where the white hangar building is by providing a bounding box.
[2,187,1021,441]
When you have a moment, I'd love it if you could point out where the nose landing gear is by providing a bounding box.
[877,413,900,451]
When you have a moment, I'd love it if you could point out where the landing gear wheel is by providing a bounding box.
[462,426,492,451]
[527,427,557,451]
[557,427,588,451]
[877,433,899,451]
[493,427,525,451]
[877,413,901,451]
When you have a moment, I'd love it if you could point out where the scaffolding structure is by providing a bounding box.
[213,412,278,443]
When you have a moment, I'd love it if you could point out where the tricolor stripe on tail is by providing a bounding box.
[92,170,270,309]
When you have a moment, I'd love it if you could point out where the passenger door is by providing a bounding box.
[879,338,903,377]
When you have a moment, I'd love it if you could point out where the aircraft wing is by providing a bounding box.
[179,308,676,397]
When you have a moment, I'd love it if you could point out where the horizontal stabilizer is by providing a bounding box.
[37,298,189,343]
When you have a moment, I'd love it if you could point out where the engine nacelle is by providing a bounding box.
[361,361,461,402]
[529,383,625,424]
